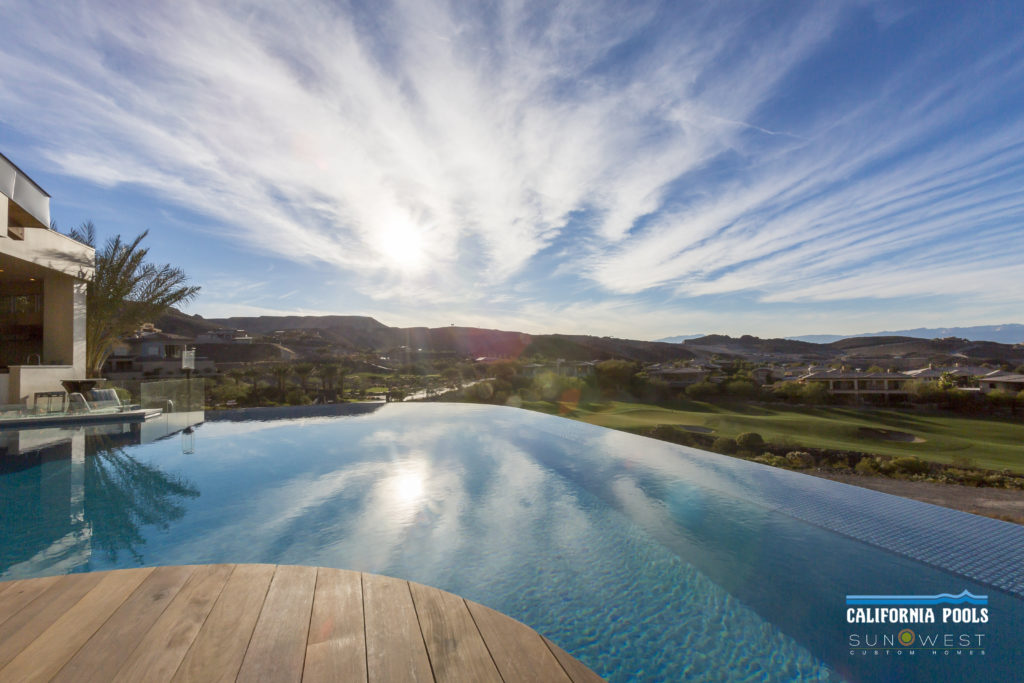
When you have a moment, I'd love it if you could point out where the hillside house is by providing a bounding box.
[800,369,911,401]
[103,332,216,379]
[646,365,711,387]
[521,360,596,379]
[1,153,94,408]
[195,328,253,344]
[979,373,1024,395]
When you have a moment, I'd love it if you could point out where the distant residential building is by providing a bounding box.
[904,364,988,386]
[979,373,1024,395]
[522,360,595,379]
[646,365,710,387]
[195,328,254,344]
[102,332,216,379]
[800,369,911,400]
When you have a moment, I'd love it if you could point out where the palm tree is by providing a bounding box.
[293,362,315,393]
[317,362,339,401]
[269,363,292,394]
[67,222,200,376]
[243,366,262,391]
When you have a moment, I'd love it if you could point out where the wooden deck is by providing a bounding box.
[0,564,604,682]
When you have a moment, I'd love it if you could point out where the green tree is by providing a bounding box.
[68,222,200,376]
[317,362,339,401]
[269,363,292,393]
[442,367,462,389]
[595,360,638,394]
[800,382,830,404]
[724,380,758,400]
[685,381,719,401]
[293,362,315,392]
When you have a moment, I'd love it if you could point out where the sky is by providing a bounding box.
[1,0,1022,340]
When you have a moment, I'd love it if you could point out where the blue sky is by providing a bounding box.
[2,0,1022,339]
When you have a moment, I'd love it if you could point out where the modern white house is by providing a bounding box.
[1,153,94,408]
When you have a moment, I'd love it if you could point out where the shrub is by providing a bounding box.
[772,382,804,402]
[735,432,764,450]
[800,383,830,404]
[724,380,758,400]
[828,455,850,470]
[951,454,976,469]
[685,381,719,401]
[892,456,929,475]
[855,458,879,475]
[785,451,814,469]
[284,388,311,405]
[712,436,737,454]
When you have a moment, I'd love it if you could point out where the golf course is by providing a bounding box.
[524,399,1024,473]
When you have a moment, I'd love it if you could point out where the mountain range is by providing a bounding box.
[659,324,1024,345]
[156,310,1024,366]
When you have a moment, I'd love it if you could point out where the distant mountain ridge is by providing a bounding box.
[157,310,698,363]
[158,310,1024,364]
[787,324,1024,345]
[654,334,705,343]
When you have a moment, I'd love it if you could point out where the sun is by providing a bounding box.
[375,216,425,270]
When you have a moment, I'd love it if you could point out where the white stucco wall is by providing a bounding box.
[7,365,74,408]
[0,223,94,280]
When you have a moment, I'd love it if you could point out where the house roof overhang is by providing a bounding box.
[1,152,50,229]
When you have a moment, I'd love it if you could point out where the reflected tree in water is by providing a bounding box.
[85,436,200,562]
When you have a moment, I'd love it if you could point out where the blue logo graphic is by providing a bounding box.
[845,590,988,606]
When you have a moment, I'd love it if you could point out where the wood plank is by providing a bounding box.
[0,567,154,682]
[236,564,318,683]
[0,571,105,670]
[112,563,234,683]
[0,575,61,630]
[172,563,276,683]
[466,601,574,683]
[52,565,197,683]
[410,582,502,683]
[543,636,605,683]
[363,573,433,683]
[302,567,366,682]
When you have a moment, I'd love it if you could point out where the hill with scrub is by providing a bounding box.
[157,310,1024,366]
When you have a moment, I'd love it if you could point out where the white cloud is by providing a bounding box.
[0,0,1021,333]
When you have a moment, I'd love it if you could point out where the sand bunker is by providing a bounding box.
[856,427,926,443]
[678,425,713,433]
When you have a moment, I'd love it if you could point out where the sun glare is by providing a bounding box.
[376,217,425,270]
[392,469,425,503]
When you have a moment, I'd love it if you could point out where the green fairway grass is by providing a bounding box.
[523,400,1024,473]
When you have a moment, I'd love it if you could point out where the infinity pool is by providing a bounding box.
[1,403,1022,681]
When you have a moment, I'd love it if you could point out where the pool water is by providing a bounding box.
[2,403,1022,682]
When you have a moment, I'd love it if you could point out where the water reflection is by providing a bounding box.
[84,435,200,563]
[0,412,203,578]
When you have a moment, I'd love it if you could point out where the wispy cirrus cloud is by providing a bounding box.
[0,0,1021,336]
